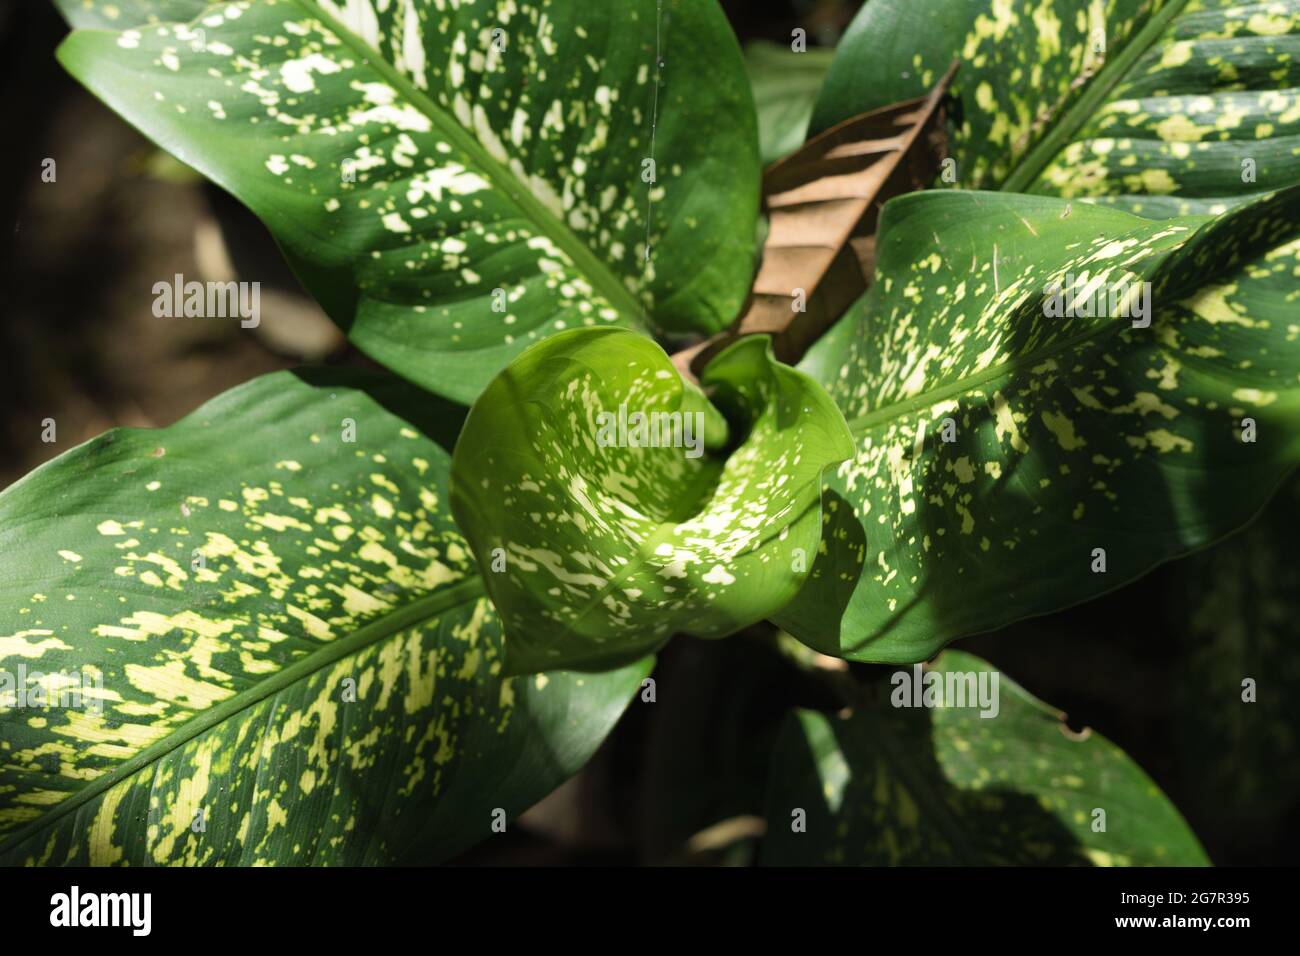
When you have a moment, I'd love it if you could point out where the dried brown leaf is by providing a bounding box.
[674,62,957,381]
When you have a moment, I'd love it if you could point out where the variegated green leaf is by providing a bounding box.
[782,187,1300,662]
[56,0,759,403]
[55,0,213,29]
[813,0,1300,212]
[0,369,649,865]
[761,651,1208,865]
[1029,0,1300,213]
[449,328,855,673]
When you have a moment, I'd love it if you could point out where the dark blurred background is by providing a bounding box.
[3,0,1296,866]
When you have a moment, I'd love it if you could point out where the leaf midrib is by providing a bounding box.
[1000,0,1194,193]
[0,575,486,858]
[292,0,649,325]
[844,312,1128,435]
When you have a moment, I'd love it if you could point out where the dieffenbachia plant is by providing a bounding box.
[2,0,1295,866]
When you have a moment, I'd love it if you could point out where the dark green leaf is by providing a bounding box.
[1168,474,1300,830]
[54,0,213,30]
[56,0,760,402]
[761,650,1208,865]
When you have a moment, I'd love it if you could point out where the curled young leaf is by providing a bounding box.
[450,328,855,673]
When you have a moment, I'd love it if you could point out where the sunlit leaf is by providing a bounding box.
[813,0,1300,212]
[782,186,1300,662]
[450,328,854,673]
[761,650,1208,865]
[0,369,648,865]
